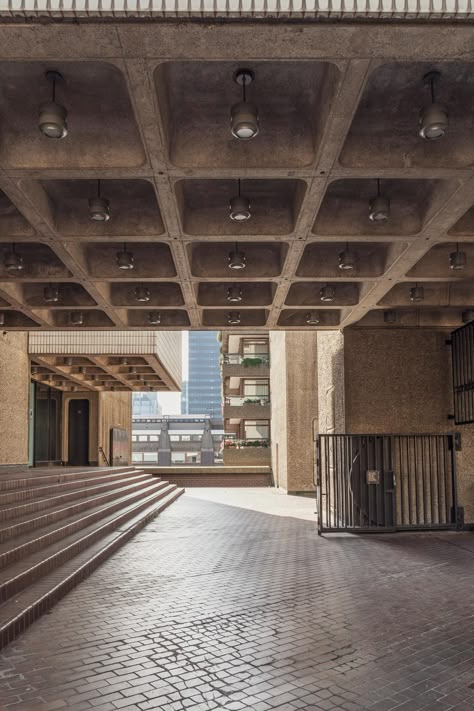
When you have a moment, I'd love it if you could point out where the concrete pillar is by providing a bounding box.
[270,331,318,493]
[200,420,215,466]
[0,332,30,467]
[158,420,171,466]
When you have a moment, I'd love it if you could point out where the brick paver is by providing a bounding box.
[0,492,473,711]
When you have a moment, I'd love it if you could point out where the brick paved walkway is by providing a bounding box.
[1,491,474,711]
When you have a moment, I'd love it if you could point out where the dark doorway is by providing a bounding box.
[68,399,90,466]
[34,383,62,466]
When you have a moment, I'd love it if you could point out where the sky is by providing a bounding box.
[155,331,188,415]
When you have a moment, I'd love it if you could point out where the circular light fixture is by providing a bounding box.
[134,286,150,303]
[231,69,259,140]
[227,286,242,303]
[89,180,110,222]
[31,366,38,375]
[338,244,356,271]
[228,243,246,270]
[148,311,161,325]
[0,312,5,327]
[129,366,137,374]
[305,311,320,326]
[116,244,134,270]
[64,357,73,366]
[449,245,466,271]
[39,71,68,139]
[230,180,251,222]
[228,311,241,325]
[43,285,59,303]
[369,179,390,222]
[410,285,424,303]
[4,245,24,272]
[79,366,86,374]
[320,285,336,303]
[462,309,474,324]
[70,311,84,325]
[419,72,448,140]
[384,310,397,324]
[120,357,128,366]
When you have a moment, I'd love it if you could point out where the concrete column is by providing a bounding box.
[200,420,215,466]
[270,331,318,493]
[0,332,30,467]
[158,420,171,466]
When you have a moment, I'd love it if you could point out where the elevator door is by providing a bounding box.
[68,399,90,466]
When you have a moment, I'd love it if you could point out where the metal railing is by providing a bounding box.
[224,396,270,406]
[452,321,474,425]
[223,354,270,367]
[317,433,461,534]
[224,437,270,448]
[1,0,472,20]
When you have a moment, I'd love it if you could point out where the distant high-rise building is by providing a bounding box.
[186,332,222,422]
[132,392,162,417]
[181,380,189,414]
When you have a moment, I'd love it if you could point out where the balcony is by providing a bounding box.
[221,353,270,378]
[223,396,271,419]
[223,438,271,466]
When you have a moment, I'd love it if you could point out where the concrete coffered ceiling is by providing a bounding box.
[0,20,472,331]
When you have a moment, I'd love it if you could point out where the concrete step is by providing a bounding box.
[0,475,163,545]
[0,482,180,603]
[0,470,152,524]
[0,485,184,649]
[0,479,171,570]
[0,466,136,493]
[0,468,146,507]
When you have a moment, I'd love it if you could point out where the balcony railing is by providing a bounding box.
[224,396,270,406]
[224,438,270,449]
[223,354,270,367]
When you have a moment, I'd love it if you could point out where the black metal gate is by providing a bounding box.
[316,434,459,534]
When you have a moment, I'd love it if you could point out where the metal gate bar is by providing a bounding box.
[317,434,458,534]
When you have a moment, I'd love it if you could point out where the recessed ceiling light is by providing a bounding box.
[116,243,134,270]
[410,285,424,302]
[39,70,68,139]
[305,311,320,325]
[43,285,59,303]
[64,357,73,366]
[134,286,150,303]
[148,311,161,325]
[89,180,110,222]
[384,310,397,323]
[320,285,336,303]
[228,243,246,270]
[230,179,251,222]
[0,312,5,327]
[4,244,24,272]
[449,244,466,271]
[70,311,84,325]
[338,244,356,271]
[231,69,259,140]
[227,286,242,303]
[419,71,448,140]
[227,311,241,325]
[369,179,390,222]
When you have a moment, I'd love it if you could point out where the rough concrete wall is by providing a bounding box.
[344,330,450,433]
[99,391,132,465]
[285,332,319,493]
[0,332,29,466]
[317,331,345,434]
[270,331,288,490]
[223,448,271,466]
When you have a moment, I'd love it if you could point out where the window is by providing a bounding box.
[138,435,147,442]
[243,379,269,397]
[244,420,270,440]
[243,338,269,356]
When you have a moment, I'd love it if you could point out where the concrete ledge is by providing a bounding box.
[147,465,273,487]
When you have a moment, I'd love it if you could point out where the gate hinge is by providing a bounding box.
[445,339,452,346]
[447,414,455,421]
[454,432,462,451]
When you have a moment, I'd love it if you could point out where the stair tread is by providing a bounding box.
[0,479,170,560]
[0,468,146,506]
[0,486,184,635]
[0,482,177,589]
[0,466,138,491]
[0,471,152,522]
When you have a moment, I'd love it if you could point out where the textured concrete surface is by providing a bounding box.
[0,332,29,466]
[0,23,472,332]
[0,492,473,711]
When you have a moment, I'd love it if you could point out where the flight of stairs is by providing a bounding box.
[0,466,184,649]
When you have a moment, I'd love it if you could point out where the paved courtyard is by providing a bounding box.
[0,489,473,711]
